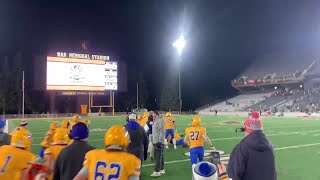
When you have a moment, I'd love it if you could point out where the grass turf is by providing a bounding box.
[8,115,320,180]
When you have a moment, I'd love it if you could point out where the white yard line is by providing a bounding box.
[274,143,320,150]
[31,129,320,145]
[212,129,320,141]
[142,142,320,167]
[206,124,320,133]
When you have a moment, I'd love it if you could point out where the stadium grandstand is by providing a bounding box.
[198,51,320,114]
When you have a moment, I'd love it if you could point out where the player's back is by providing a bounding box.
[164,116,175,129]
[185,127,206,148]
[0,145,35,179]
[45,145,66,161]
[85,149,141,180]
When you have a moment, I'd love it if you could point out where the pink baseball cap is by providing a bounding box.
[244,111,263,133]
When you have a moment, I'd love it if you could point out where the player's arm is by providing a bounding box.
[74,152,91,180]
[21,168,29,180]
[73,167,88,180]
[128,176,140,180]
[127,155,141,179]
[202,132,214,148]
[183,134,189,146]
[44,152,54,173]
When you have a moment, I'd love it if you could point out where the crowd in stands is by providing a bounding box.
[280,90,320,112]
[202,88,320,114]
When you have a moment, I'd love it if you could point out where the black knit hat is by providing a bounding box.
[153,111,160,116]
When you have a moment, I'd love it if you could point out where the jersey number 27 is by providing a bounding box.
[190,131,200,140]
[94,161,121,180]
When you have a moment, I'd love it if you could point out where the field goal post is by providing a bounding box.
[88,91,115,116]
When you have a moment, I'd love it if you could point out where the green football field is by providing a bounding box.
[8,115,320,180]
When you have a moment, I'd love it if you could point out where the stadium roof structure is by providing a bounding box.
[237,51,320,80]
[232,50,320,91]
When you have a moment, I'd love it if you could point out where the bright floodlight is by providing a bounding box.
[172,35,186,56]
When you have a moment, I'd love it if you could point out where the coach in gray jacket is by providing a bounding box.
[150,111,165,177]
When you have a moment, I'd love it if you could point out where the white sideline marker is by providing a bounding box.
[4,120,9,133]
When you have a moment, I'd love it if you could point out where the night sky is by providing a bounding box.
[2,0,320,111]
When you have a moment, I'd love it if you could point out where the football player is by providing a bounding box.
[0,127,36,179]
[164,112,177,149]
[137,115,143,126]
[38,122,58,158]
[60,119,70,130]
[184,116,214,166]
[39,122,58,158]
[60,119,72,144]
[11,120,33,151]
[70,114,80,129]
[44,127,69,180]
[74,125,141,180]
[138,112,149,127]
[167,131,188,147]
[20,120,29,129]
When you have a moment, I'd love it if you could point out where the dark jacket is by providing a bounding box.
[53,141,95,180]
[228,130,277,180]
[0,132,10,146]
[146,115,154,136]
[125,121,149,160]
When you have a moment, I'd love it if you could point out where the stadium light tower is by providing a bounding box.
[173,34,186,114]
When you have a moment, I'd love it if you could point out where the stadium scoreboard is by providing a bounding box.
[46,52,118,91]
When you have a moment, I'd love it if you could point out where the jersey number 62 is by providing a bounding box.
[94,161,121,180]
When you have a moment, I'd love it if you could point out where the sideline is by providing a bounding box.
[142,142,320,167]
[6,115,126,120]
[32,129,320,145]
[212,129,320,141]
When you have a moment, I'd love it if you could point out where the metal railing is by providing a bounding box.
[3,112,128,119]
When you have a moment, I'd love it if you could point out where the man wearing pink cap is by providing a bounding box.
[228,111,277,180]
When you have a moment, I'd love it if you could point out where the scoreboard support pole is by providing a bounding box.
[88,92,91,115]
[112,91,115,116]
[109,91,112,109]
